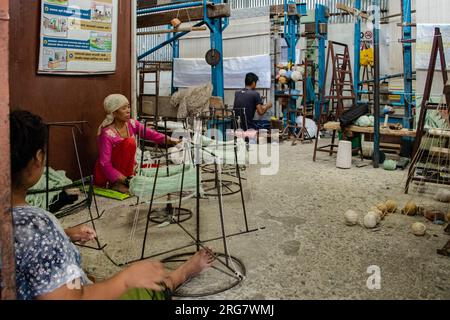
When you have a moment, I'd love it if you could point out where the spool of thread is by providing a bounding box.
[336,141,352,169]
[171,18,182,28]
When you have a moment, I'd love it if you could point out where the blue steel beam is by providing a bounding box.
[137,2,204,15]
[354,0,362,104]
[372,0,381,168]
[138,21,205,61]
[203,0,226,99]
[314,4,328,121]
[283,0,302,126]
[171,26,180,94]
[402,0,413,128]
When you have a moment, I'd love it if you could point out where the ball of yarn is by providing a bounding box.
[291,71,302,81]
[424,209,446,222]
[278,76,288,84]
[363,212,378,229]
[284,71,292,80]
[370,207,385,220]
[355,115,372,127]
[368,211,381,224]
[279,69,287,77]
[385,200,398,213]
[411,222,426,236]
[434,189,450,203]
[344,210,359,226]
[383,160,397,171]
[376,203,388,214]
[293,65,305,74]
[401,201,418,216]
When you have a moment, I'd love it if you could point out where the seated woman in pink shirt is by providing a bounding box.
[94,94,178,193]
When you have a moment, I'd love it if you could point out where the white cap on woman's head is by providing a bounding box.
[98,94,129,135]
[104,94,129,114]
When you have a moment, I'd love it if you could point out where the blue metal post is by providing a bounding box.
[283,0,302,126]
[402,0,413,129]
[314,4,328,122]
[171,30,180,94]
[372,0,381,168]
[354,0,362,104]
[210,19,224,99]
[203,0,226,99]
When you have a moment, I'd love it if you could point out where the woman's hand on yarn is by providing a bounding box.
[65,225,97,244]
[123,260,168,291]
[167,137,181,146]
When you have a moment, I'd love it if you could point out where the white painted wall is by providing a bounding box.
[178,15,270,105]
[416,0,450,99]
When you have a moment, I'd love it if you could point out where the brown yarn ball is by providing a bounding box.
[424,209,446,222]
[376,203,388,214]
[385,200,398,213]
[401,201,418,216]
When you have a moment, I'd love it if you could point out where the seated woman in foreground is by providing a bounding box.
[10,110,213,300]
[94,94,179,193]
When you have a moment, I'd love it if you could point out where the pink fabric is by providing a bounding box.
[94,138,137,188]
[94,119,166,185]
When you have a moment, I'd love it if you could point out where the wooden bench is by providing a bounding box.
[313,121,416,161]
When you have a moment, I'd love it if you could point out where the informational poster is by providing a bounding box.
[38,0,118,75]
[416,24,450,70]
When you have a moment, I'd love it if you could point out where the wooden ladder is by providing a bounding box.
[313,41,357,161]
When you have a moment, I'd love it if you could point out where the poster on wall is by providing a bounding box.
[416,24,450,70]
[38,0,118,75]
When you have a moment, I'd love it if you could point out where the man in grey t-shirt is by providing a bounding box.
[233,73,272,131]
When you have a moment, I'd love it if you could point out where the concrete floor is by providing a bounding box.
[62,139,450,300]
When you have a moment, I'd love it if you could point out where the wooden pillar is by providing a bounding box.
[0,0,15,300]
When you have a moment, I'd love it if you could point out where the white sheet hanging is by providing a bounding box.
[173,54,271,89]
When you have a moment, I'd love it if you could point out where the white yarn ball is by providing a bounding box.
[278,69,287,77]
[434,189,450,203]
[363,212,378,229]
[293,66,305,74]
[411,222,426,236]
[368,211,381,224]
[291,71,302,81]
[344,210,358,226]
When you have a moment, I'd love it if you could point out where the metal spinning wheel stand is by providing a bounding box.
[104,131,262,297]
[136,117,194,225]
[41,122,106,251]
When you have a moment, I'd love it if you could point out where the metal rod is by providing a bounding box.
[138,21,205,61]
[137,1,204,15]
[234,139,249,232]
[141,160,160,260]
[354,0,362,103]
[196,156,201,252]
[215,161,230,266]
[137,26,207,35]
